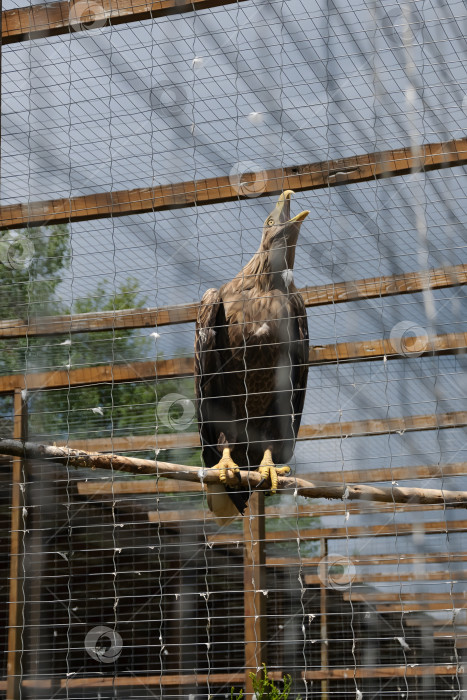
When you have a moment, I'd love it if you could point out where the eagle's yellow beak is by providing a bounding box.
[276,190,309,224]
[289,209,310,223]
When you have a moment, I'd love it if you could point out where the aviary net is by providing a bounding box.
[1,0,466,698]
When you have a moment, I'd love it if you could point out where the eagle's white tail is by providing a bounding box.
[206,483,241,525]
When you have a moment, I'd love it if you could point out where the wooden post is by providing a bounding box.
[7,390,28,700]
[243,491,266,699]
[320,538,328,700]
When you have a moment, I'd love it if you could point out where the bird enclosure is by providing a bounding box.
[1,0,467,699]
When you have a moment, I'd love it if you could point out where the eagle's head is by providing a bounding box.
[260,190,309,272]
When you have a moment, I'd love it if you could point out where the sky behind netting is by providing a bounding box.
[1,0,466,477]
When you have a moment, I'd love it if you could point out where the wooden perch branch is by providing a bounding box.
[2,438,467,508]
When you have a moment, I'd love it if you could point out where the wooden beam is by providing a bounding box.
[2,0,249,44]
[302,664,463,680]
[145,500,467,524]
[210,519,467,545]
[308,331,467,365]
[1,138,466,230]
[305,571,467,584]
[147,502,458,524]
[301,462,467,485]
[149,508,227,523]
[0,331,465,393]
[300,264,466,310]
[375,602,467,613]
[60,672,244,689]
[78,479,203,495]
[297,410,467,441]
[1,264,464,339]
[0,356,193,392]
[6,391,27,700]
[343,592,467,603]
[24,410,467,454]
[243,493,266,699]
[268,551,467,568]
[2,438,467,509]
[0,302,198,338]
[70,432,199,454]
[0,664,464,690]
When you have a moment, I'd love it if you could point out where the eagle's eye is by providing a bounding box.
[266,217,274,226]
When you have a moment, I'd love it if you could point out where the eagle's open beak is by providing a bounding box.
[289,209,310,223]
[276,190,309,224]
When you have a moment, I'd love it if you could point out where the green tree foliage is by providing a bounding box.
[0,225,199,469]
[28,276,197,466]
[0,225,70,375]
[0,224,70,320]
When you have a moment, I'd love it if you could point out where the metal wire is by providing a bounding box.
[0,0,467,697]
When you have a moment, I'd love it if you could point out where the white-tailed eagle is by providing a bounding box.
[195,190,309,520]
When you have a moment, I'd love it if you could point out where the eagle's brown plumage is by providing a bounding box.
[194,190,309,520]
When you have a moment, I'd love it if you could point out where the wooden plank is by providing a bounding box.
[1,138,467,230]
[343,593,467,603]
[0,303,198,338]
[375,602,467,613]
[0,356,194,392]
[268,551,467,567]
[146,501,464,524]
[305,571,467,584]
[6,391,27,700]
[0,331,465,392]
[0,665,464,689]
[60,672,244,689]
[298,410,467,441]
[70,432,199,454]
[1,328,465,391]
[77,479,203,495]
[302,664,463,680]
[301,462,467,485]
[35,410,467,455]
[243,493,266,699]
[21,679,52,689]
[1,263,464,339]
[300,263,467,309]
[149,508,221,523]
[210,519,467,545]
[308,331,467,365]
[2,0,249,44]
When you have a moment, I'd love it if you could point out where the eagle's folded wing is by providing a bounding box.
[194,287,226,466]
[291,293,309,434]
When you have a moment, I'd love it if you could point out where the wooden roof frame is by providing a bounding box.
[1,264,465,339]
[1,137,466,230]
[2,0,249,44]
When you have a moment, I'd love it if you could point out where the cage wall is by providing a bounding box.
[1,0,467,699]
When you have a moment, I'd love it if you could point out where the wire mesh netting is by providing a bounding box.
[1,0,467,698]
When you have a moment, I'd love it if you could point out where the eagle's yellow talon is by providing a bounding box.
[212,447,240,486]
[271,468,278,493]
[258,450,289,494]
[276,465,291,475]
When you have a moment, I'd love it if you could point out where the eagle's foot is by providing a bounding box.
[258,450,290,494]
[213,448,240,486]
